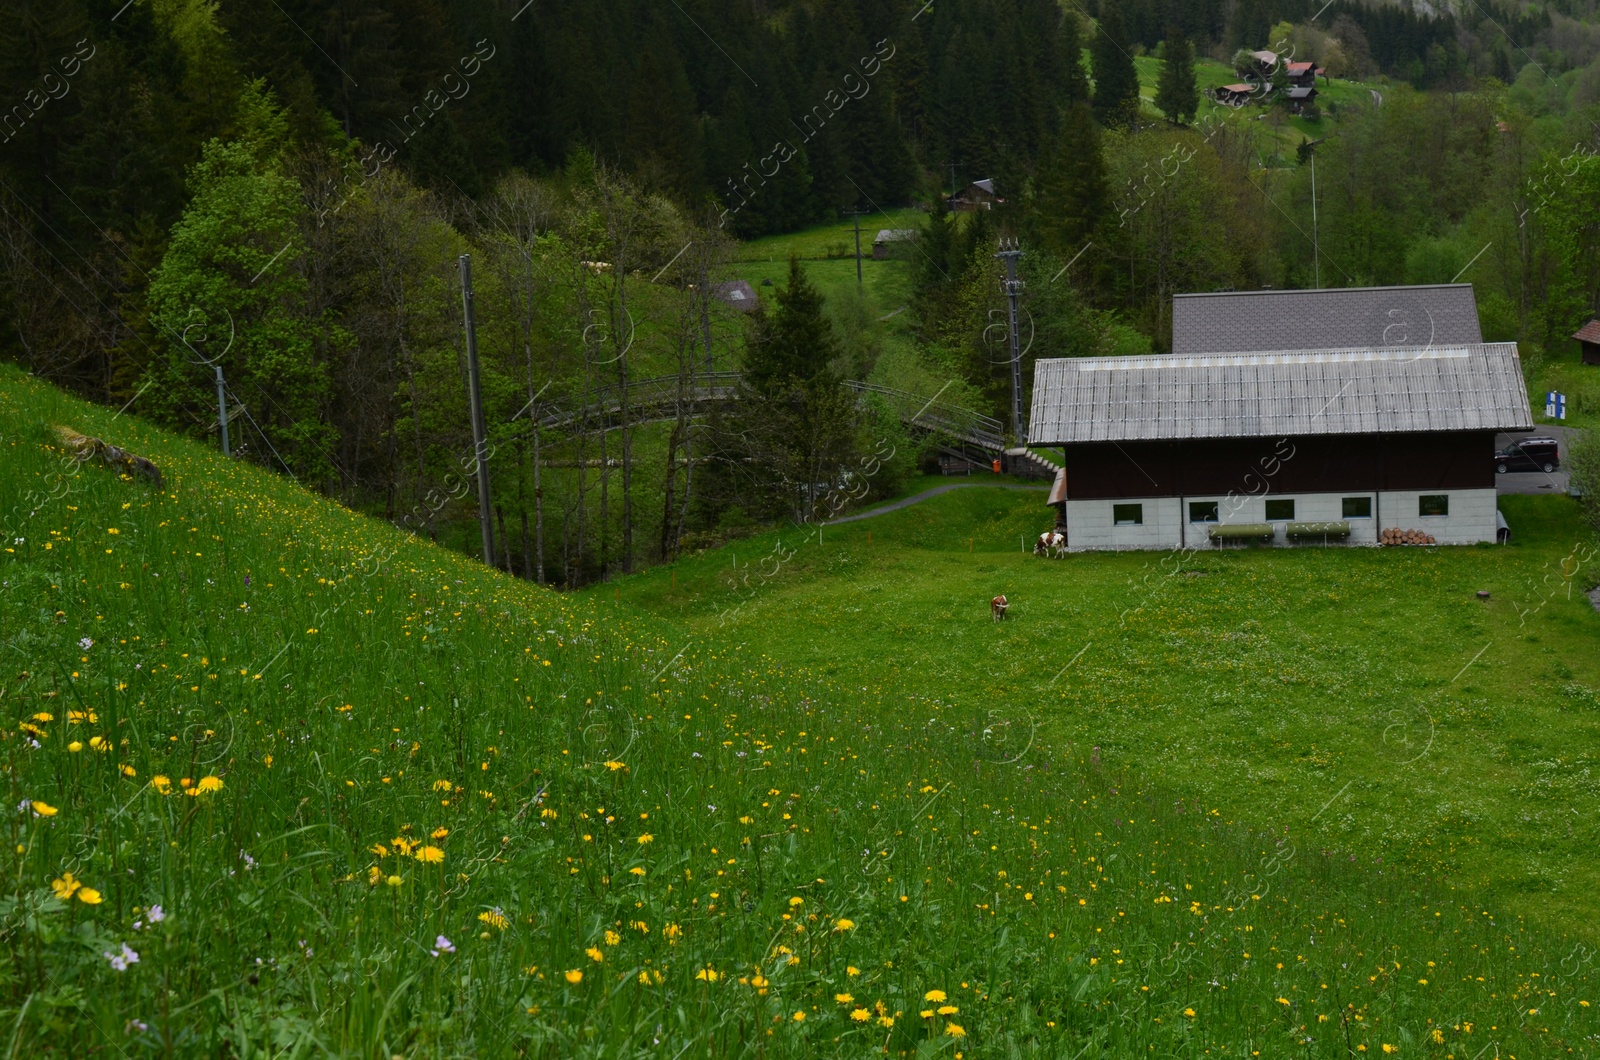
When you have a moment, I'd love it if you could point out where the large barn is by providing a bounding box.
[1028,285,1535,550]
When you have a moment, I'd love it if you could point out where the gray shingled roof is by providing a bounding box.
[1172,284,1483,355]
[1029,344,1533,444]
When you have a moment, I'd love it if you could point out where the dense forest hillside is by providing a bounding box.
[2,0,1599,584]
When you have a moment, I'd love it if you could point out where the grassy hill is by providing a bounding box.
[1134,55,1387,165]
[607,486,1600,935]
[5,365,1600,1056]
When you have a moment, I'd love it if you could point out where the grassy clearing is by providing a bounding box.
[610,486,1600,942]
[1133,55,1384,164]
[5,366,1600,1056]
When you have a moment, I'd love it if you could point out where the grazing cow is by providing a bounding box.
[991,594,1009,622]
[1034,531,1066,557]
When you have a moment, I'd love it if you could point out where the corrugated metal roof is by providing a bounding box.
[1029,344,1533,444]
[1172,284,1483,354]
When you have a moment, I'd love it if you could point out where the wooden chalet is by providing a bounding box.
[872,229,917,259]
[1246,50,1279,78]
[1575,319,1600,365]
[1284,61,1325,86]
[1028,285,1532,550]
[1214,83,1257,107]
[1287,85,1318,112]
[949,178,1000,212]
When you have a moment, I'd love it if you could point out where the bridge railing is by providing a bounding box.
[844,381,1006,450]
[524,372,1006,453]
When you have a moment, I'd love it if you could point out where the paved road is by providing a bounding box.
[1495,426,1583,497]
[827,482,1047,525]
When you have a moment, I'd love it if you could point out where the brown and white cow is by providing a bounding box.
[991,594,1009,621]
[1034,531,1066,558]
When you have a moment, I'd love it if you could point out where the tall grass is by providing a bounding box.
[2,365,1597,1056]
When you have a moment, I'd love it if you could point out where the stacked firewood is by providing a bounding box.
[1380,527,1436,546]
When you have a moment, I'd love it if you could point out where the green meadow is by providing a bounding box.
[4,364,1600,1056]
[609,485,1600,941]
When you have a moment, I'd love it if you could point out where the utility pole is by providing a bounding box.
[995,238,1026,447]
[1310,150,1321,288]
[841,206,868,289]
[459,254,495,568]
[945,161,961,198]
[213,365,230,457]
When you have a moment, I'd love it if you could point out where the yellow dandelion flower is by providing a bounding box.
[193,775,223,794]
[119,764,136,777]
[847,965,860,977]
[149,776,171,795]
[1183,1008,1196,1018]
[849,1009,870,1022]
[367,867,383,885]
[432,779,453,792]
[385,875,403,887]
[637,834,654,844]
[370,843,389,858]
[924,990,947,1003]
[629,866,646,876]
[29,801,58,817]
[920,1009,934,1019]
[946,1023,966,1038]
[67,741,83,753]
[833,918,856,932]
[414,846,444,864]
[31,713,53,723]
[792,1011,806,1022]
[835,993,853,1004]
[603,929,620,946]
[564,969,583,984]
[695,968,720,981]
[938,1005,958,1015]
[586,946,604,963]
[478,909,509,931]
[788,896,803,907]
[603,761,627,771]
[877,1016,894,1028]
[431,827,449,839]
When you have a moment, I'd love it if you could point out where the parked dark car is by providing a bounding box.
[1494,437,1560,474]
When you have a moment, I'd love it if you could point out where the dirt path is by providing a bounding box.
[827,482,1047,525]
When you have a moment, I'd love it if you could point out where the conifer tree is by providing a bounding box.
[1029,103,1108,260]
[1059,9,1090,106]
[745,257,840,393]
[1091,7,1142,128]
[1155,29,1199,124]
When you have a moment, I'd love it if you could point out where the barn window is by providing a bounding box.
[1342,496,1372,518]
[1419,494,1449,517]
[1189,501,1219,523]
[1264,499,1295,521]
[1113,503,1143,526]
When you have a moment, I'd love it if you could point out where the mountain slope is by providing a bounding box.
[2,365,1597,1055]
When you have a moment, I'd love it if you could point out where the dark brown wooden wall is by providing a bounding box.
[1061,432,1495,500]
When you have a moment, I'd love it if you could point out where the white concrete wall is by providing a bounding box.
[1064,497,1182,550]
[1377,488,1498,545]
[1064,488,1499,550]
